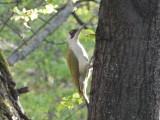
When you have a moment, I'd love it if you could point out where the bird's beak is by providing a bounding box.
[77,24,84,35]
[78,24,85,31]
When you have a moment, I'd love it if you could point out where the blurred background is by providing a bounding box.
[0,0,99,119]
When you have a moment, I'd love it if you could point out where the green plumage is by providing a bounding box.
[67,46,80,91]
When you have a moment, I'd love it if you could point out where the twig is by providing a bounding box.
[17,87,30,95]
[8,2,72,66]
[71,12,88,29]
[44,39,66,45]
[10,4,67,56]
[48,110,54,120]
[38,17,50,24]
[0,0,21,32]
[75,0,99,4]
[0,18,23,38]
[0,0,23,4]
[0,13,14,32]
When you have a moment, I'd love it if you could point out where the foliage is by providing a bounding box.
[57,93,83,112]
[0,0,99,119]
[11,4,58,28]
[79,29,95,42]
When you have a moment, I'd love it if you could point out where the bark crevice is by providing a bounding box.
[88,0,160,120]
[0,49,29,120]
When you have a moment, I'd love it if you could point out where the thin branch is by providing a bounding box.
[38,17,50,24]
[75,0,99,4]
[71,12,88,29]
[0,0,21,32]
[0,18,23,38]
[0,13,14,32]
[17,87,30,95]
[10,13,59,54]
[0,1,23,4]
[44,39,66,45]
[10,4,67,56]
[8,2,72,66]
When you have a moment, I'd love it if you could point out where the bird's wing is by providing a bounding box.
[67,47,80,89]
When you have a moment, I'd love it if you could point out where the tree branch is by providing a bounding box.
[0,18,23,38]
[71,12,88,29]
[8,2,72,66]
[0,0,21,32]
[0,13,14,32]
[75,0,99,4]
[0,0,22,4]
[9,4,66,54]
[44,39,66,45]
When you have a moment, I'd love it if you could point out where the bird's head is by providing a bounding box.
[67,25,84,42]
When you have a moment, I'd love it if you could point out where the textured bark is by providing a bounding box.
[88,0,160,120]
[0,49,29,120]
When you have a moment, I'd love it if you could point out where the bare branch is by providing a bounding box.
[8,2,72,66]
[44,39,66,45]
[0,0,22,32]
[0,13,14,32]
[10,4,67,55]
[38,16,50,24]
[0,0,22,4]
[71,12,88,29]
[0,18,23,38]
[75,0,99,4]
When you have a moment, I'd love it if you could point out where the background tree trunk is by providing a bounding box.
[0,49,29,120]
[88,0,160,120]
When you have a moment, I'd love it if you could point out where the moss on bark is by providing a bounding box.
[0,49,29,120]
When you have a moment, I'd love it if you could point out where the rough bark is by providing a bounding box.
[88,0,160,120]
[0,49,29,120]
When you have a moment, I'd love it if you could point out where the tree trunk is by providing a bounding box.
[0,49,29,120]
[88,0,160,120]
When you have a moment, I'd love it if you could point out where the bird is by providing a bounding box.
[66,25,92,107]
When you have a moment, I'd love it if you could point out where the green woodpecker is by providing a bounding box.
[67,26,92,105]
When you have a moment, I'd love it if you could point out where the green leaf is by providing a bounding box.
[23,22,31,29]
[11,4,58,29]
[42,4,57,14]
[84,29,95,34]
[68,104,73,109]
[79,29,95,42]
[77,98,83,105]
[73,0,79,3]
[30,10,38,20]
[11,16,21,21]
[12,7,21,14]
[57,104,65,113]
[62,97,68,101]
[72,93,80,98]
[72,7,77,12]
[23,16,30,22]
[57,92,84,113]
